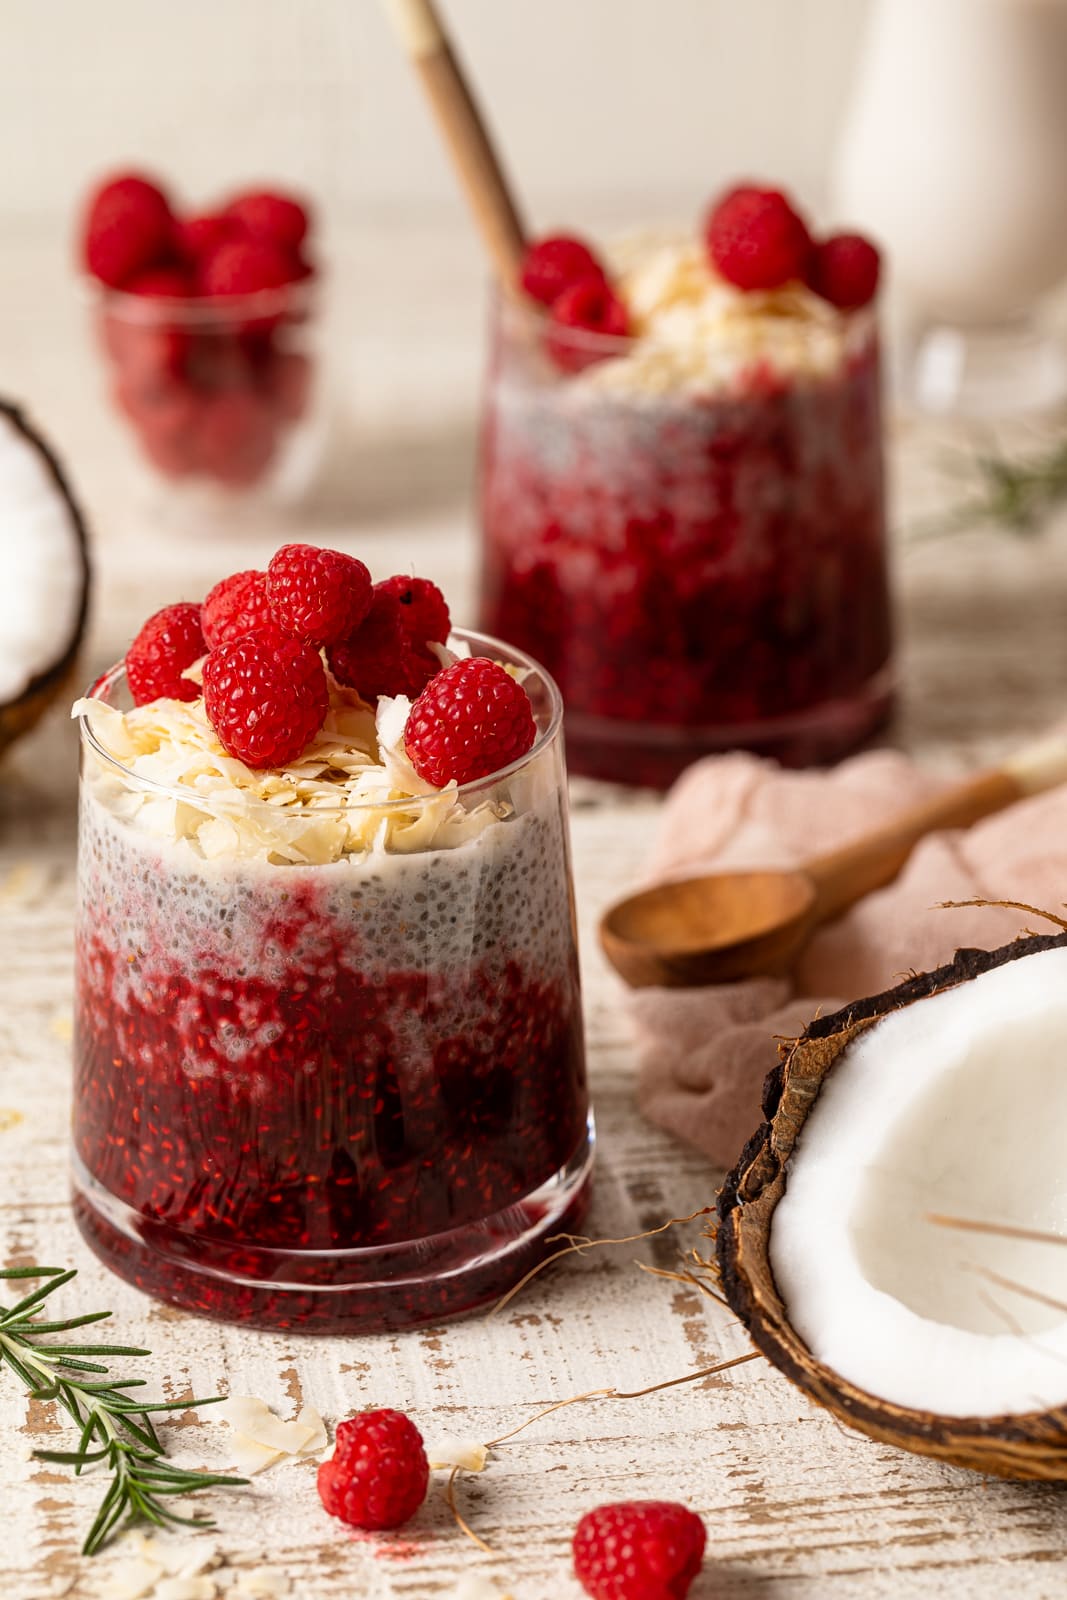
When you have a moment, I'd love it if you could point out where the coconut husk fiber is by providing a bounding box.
[629,742,1067,1168]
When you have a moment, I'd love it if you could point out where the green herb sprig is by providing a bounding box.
[0,1264,246,1555]
[911,437,1067,541]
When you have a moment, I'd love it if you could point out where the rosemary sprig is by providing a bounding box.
[910,436,1067,541]
[0,1264,246,1555]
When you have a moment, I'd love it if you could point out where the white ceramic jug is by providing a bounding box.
[834,0,1067,409]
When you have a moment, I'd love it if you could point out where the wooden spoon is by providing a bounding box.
[381,0,527,289]
[600,737,1067,988]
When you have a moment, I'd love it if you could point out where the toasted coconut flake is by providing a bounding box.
[426,1436,489,1473]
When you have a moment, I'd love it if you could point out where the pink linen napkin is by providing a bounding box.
[629,746,1067,1168]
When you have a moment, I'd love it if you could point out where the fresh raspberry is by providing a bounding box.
[316,1408,428,1531]
[174,212,235,264]
[573,1501,707,1600]
[202,569,274,648]
[327,589,432,701]
[520,234,607,307]
[122,266,194,299]
[374,576,450,648]
[190,390,277,486]
[547,279,630,374]
[81,173,174,290]
[705,185,812,291]
[806,231,881,310]
[125,602,206,706]
[202,633,328,769]
[267,543,372,646]
[404,657,536,788]
[198,237,301,298]
[225,189,311,253]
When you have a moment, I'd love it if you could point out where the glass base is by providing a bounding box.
[71,1124,594,1333]
[909,319,1067,416]
[564,668,894,789]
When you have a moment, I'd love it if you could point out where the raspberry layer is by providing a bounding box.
[479,330,890,786]
[73,782,588,1328]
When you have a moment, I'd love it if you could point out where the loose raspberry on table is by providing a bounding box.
[806,231,881,310]
[705,184,812,291]
[267,543,372,646]
[547,279,630,374]
[520,233,607,307]
[573,1501,707,1600]
[375,575,450,648]
[317,1408,428,1531]
[82,173,175,290]
[327,589,432,701]
[125,602,206,706]
[405,656,537,788]
[198,237,301,297]
[202,569,275,648]
[202,633,328,769]
[225,189,311,253]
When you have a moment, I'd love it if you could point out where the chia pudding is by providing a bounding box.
[72,634,590,1331]
[479,230,892,786]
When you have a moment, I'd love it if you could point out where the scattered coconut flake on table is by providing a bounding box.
[426,1436,490,1473]
[0,861,50,906]
[230,1569,292,1597]
[49,1008,73,1041]
[154,1580,218,1600]
[219,1395,327,1474]
[453,1576,514,1600]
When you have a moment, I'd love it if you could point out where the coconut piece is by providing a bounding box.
[425,1435,489,1473]
[0,399,90,761]
[718,931,1067,1480]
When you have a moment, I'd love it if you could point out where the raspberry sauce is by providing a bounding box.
[479,317,892,787]
[73,768,590,1331]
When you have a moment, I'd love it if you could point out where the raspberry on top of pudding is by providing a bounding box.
[74,544,540,864]
[516,183,882,398]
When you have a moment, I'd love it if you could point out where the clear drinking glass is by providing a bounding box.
[478,295,893,788]
[72,633,591,1332]
[88,279,324,516]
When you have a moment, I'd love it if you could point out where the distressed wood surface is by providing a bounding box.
[3,229,1067,1598]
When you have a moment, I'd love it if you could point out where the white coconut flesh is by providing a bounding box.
[0,410,85,704]
[770,945,1067,1418]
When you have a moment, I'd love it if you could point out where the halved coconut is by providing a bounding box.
[0,400,91,761]
[718,932,1067,1480]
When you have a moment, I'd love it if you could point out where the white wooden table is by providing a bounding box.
[3,227,1067,1599]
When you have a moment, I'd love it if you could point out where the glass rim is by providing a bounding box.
[79,273,319,327]
[492,279,878,357]
[76,627,564,817]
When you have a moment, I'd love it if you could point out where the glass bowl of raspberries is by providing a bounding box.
[79,171,323,514]
[478,185,891,787]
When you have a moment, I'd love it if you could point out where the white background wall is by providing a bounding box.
[2,0,871,238]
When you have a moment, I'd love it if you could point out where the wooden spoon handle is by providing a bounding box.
[805,735,1067,924]
[383,0,527,289]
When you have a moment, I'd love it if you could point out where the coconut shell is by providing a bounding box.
[717,931,1067,1481]
[0,399,91,761]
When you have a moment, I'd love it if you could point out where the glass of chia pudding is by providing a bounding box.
[72,552,590,1332]
[479,187,892,787]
